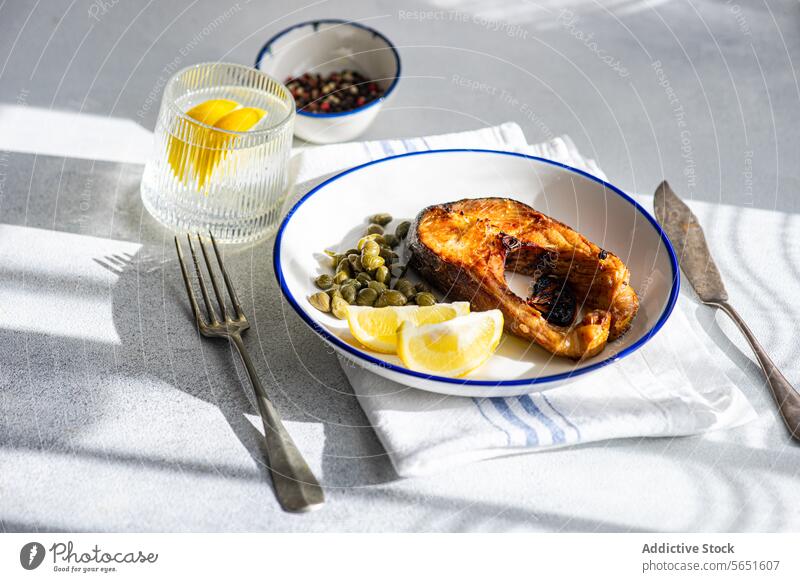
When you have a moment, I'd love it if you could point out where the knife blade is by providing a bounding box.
[654,180,727,303]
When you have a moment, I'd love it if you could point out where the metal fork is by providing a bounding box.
[174,232,324,513]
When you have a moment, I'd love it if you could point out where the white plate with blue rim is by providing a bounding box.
[274,149,679,397]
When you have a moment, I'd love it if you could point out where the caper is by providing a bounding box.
[314,274,333,290]
[361,240,381,257]
[362,254,385,272]
[415,292,436,306]
[374,265,390,284]
[333,270,349,285]
[383,290,407,306]
[369,212,393,226]
[309,292,331,313]
[357,234,385,250]
[348,253,363,272]
[380,248,398,263]
[368,280,387,294]
[382,233,399,248]
[356,287,378,306]
[415,282,430,293]
[356,272,373,286]
[335,259,351,277]
[395,221,411,239]
[331,296,349,319]
[396,279,416,299]
[342,277,362,290]
[374,292,389,308]
[326,286,342,300]
[366,223,384,236]
[345,248,360,256]
[340,284,357,304]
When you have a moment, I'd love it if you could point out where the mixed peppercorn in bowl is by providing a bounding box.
[256,19,400,143]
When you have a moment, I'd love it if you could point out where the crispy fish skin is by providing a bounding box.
[408,197,639,359]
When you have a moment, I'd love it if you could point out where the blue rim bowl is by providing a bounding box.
[255,19,401,119]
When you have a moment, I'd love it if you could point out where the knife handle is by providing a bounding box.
[712,301,800,440]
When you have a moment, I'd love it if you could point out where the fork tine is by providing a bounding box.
[187,233,219,324]
[208,230,244,318]
[197,234,227,321]
[174,236,207,327]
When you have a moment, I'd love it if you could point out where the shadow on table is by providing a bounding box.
[5,170,799,530]
[99,181,800,530]
[2,519,81,534]
[97,208,399,492]
[0,204,396,532]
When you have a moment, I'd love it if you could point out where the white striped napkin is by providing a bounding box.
[293,123,757,478]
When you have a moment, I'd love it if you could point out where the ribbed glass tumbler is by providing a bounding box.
[141,62,295,243]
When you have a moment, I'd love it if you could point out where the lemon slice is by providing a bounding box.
[186,98,239,124]
[168,101,267,190]
[192,106,267,189]
[168,99,239,184]
[347,302,470,354]
[213,107,266,131]
[397,310,504,377]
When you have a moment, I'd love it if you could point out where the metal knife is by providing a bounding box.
[654,180,800,440]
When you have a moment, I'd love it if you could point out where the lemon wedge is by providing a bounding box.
[347,302,470,354]
[397,310,504,377]
[213,107,266,132]
[191,106,266,189]
[167,100,266,191]
[168,99,238,184]
[186,98,239,124]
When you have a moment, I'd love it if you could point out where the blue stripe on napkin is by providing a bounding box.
[472,398,513,446]
[490,398,539,446]
[542,393,582,441]
[517,395,566,444]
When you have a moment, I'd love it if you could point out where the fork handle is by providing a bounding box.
[711,301,800,440]
[229,334,325,512]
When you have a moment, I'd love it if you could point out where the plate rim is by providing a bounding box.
[273,148,680,387]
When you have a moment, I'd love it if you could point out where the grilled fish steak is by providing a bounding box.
[408,198,639,359]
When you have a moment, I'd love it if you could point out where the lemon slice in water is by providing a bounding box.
[213,107,266,131]
[168,99,237,184]
[186,98,239,124]
[191,106,266,190]
[168,100,266,191]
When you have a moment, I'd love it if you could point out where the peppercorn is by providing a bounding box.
[285,70,385,114]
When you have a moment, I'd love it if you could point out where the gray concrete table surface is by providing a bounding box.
[1,0,799,532]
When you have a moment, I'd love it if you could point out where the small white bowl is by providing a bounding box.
[255,19,400,144]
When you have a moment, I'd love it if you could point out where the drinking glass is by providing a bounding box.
[141,62,295,243]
